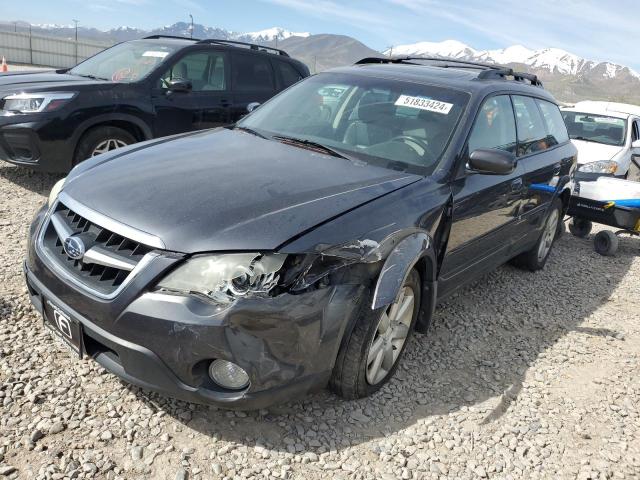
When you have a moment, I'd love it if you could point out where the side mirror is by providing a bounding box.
[167,78,192,93]
[632,139,640,149]
[468,149,517,175]
[246,102,261,113]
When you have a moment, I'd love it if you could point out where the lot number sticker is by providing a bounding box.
[395,95,453,114]
[142,51,170,58]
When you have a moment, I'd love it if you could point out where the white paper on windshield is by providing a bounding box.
[142,51,169,58]
[395,95,453,114]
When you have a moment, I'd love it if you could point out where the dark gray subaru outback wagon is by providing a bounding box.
[25,57,577,409]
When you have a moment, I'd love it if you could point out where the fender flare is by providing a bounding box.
[371,232,437,310]
[71,113,153,150]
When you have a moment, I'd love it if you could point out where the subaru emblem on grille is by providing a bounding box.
[63,236,85,260]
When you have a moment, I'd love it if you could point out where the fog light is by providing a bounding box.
[208,360,249,390]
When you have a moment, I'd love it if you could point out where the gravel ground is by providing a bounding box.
[1,163,639,480]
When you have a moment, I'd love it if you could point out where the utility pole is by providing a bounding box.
[72,19,79,64]
[387,46,393,57]
[189,14,194,38]
[13,22,17,32]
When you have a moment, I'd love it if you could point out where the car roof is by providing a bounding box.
[561,100,640,119]
[327,63,558,102]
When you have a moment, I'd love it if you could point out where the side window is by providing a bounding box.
[512,96,551,156]
[536,99,569,146]
[232,54,275,92]
[159,52,226,92]
[277,61,304,88]
[468,95,517,154]
[632,120,640,142]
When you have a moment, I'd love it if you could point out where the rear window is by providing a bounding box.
[536,99,569,145]
[232,54,275,92]
[512,95,552,156]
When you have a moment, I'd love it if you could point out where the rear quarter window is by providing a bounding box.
[277,61,304,88]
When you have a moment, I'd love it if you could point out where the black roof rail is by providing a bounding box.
[196,38,290,57]
[356,56,502,70]
[477,68,543,87]
[356,56,544,88]
[143,35,199,41]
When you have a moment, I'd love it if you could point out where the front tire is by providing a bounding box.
[74,126,136,165]
[330,269,421,399]
[512,198,562,271]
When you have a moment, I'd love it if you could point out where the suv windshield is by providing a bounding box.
[69,41,181,82]
[562,111,627,147]
[238,73,469,173]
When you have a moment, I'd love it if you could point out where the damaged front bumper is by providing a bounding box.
[24,261,365,409]
[24,208,367,409]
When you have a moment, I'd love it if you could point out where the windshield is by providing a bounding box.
[562,111,627,147]
[69,41,181,82]
[238,73,469,174]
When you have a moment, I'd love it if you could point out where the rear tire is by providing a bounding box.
[512,198,562,271]
[329,269,421,399]
[593,230,618,256]
[569,218,593,238]
[74,126,136,165]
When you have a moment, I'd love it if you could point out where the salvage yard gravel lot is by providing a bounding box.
[1,164,639,480]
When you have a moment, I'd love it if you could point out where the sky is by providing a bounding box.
[3,0,639,69]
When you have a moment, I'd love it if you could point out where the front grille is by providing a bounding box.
[39,201,153,296]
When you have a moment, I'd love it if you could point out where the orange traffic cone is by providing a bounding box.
[1,57,7,72]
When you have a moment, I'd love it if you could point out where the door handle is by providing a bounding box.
[220,99,231,107]
[511,178,523,192]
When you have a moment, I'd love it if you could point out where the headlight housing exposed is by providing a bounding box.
[2,92,76,114]
[48,177,66,206]
[157,253,287,306]
[578,160,618,174]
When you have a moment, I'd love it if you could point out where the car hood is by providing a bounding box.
[572,139,624,164]
[0,71,109,91]
[63,129,421,253]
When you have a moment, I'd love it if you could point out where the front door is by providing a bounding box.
[440,94,524,295]
[151,50,231,137]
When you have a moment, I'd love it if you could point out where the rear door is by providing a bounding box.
[439,94,525,294]
[515,96,568,236]
[151,49,231,137]
[229,52,277,122]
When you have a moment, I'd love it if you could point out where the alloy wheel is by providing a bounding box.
[91,138,128,157]
[365,285,415,385]
[537,208,559,262]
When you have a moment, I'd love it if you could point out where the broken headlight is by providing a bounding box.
[157,253,287,305]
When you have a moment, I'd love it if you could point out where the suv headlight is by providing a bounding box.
[48,177,66,206]
[2,92,76,114]
[578,160,618,174]
[157,253,287,306]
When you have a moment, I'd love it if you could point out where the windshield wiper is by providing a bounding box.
[272,135,349,159]
[572,136,614,146]
[72,73,110,81]
[233,125,267,139]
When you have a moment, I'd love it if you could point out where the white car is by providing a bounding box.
[561,101,640,180]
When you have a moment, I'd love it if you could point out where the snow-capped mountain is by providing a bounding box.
[386,40,640,80]
[241,27,310,43]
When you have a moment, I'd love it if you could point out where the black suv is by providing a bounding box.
[25,57,576,409]
[0,36,309,172]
